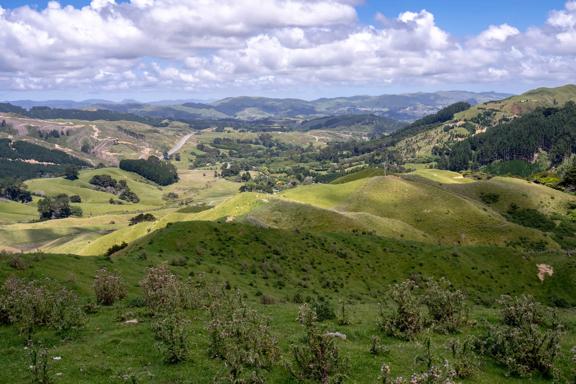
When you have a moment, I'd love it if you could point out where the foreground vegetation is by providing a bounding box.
[0,221,575,383]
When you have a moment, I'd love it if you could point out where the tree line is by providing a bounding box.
[439,102,576,171]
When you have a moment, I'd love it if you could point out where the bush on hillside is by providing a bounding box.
[93,269,126,306]
[139,265,200,313]
[379,280,425,340]
[479,295,561,377]
[506,204,556,231]
[208,291,278,382]
[423,278,466,334]
[129,213,157,226]
[152,312,191,364]
[106,242,128,256]
[0,277,85,339]
[289,304,347,384]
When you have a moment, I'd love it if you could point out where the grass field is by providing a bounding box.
[4,169,573,255]
[0,221,574,383]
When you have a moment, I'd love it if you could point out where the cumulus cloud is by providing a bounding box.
[0,0,575,95]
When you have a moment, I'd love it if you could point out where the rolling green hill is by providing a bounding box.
[0,220,574,383]
[64,169,576,257]
[392,85,576,163]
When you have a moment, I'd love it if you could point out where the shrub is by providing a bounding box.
[506,204,556,231]
[379,280,425,340]
[336,302,350,326]
[498,294,544,327]
[28,341,51,384]
[129,213,156,226]
[448,338,479,379]
[93,268,127,306]
[423,278,466,334]
[479,192,500,204]
[37,194,73,220]
[209,291,278,383]
[8,255,28,270]
[152,312,190,364]
[312,296,336,322]
[106,242,128,256]
[69,194,82,203]
[369,336,389,356]
[288,304,347,383]
[378,361,456,384]
[0,277,85,339]
[480,295,561,377]
[140,265,199,313]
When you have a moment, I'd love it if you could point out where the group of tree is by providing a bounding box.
[0,139,89,179]
[37,194,82,220]
[0,178,32,203]
[89,174,140,203]
[315,102,470,164]
[439,102,576,171]
[119,156,179,186]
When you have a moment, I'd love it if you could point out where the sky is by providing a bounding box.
[0,0,574,101]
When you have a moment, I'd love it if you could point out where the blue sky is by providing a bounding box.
[358,0,567,34]
[0,0,574,100]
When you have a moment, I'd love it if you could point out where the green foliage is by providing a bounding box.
[0,138,88,179]
[38,194,81,220]
[208,291,278,383]
[480,295,561,377]
[106,242,128,256]
[311,296,336,322]
[129,213,157,226]
[63,166,79,181]
[28,342,51,384]
[0,178,32,203]
[506,204,556,231]
[410,102,471,129]
[119,156,179,186]
[484,160,543,177]
[93,269,126,306]
[423,278,466,334]
[0,277,85,339]
[443,102,576,170]
[479,192,500,204]
[379,280,425,340]
[289,304,347,383]
[89,175,140,203]
[0,139,88,167]
[560,163,576,192]
[152,312,191,364]
[0,103,164,126]
[369,336,389,356]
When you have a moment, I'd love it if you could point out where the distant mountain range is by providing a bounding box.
[4,91,511,122]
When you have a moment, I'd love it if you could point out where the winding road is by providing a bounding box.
[168,133,194,156]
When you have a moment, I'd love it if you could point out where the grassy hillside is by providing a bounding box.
[0,221,574,383]
[457,84,576,121]
[11,169,576,255]
[391,85,576,163]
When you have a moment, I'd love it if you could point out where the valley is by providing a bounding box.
[1,85,576,384]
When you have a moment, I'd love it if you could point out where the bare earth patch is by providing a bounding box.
[537,264,554,282]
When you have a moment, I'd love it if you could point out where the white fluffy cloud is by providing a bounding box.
[0,0,576,95]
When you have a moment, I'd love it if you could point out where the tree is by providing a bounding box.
[1,120,6,128]
[64,166,79,181]
[0,178,32,203]
[38,194,78,220]
[560,164,576,192]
